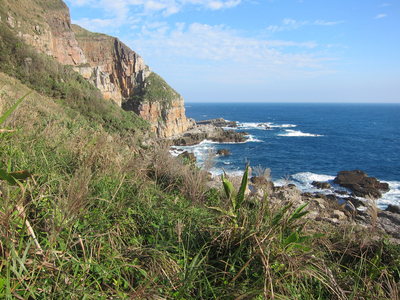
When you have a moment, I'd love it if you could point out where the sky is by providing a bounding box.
[65,0,400,103]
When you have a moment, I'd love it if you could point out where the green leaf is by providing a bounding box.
[0,169,31,185]
[288,203,309,223]
[221,173,235,207]
[283,231,299,247]
[207,206,236,218]
[272,203,292,226]
[0,168,15,185]
[235,164,249,209]
[0,92,31,126]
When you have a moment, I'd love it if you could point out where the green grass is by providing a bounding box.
[128,72,181,109]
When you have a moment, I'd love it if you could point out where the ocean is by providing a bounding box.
[175,103,400,208]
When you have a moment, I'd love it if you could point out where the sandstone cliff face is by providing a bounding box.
[136,98,195,138]
[0,0,192,137]
[71,25,149,106]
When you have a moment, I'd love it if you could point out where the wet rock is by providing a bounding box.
[385,204,400,214]
[334,170,389,199]
[216,149,231,156]
[312,181,331,189]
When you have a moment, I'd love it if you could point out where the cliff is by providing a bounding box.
[0,0,193,137]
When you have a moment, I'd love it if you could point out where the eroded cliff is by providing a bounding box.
[0,0,193,137]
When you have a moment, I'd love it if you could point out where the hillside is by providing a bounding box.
[0,0,193,138]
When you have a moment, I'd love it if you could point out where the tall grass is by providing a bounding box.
[0,58,399,299]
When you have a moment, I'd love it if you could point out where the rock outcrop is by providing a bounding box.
[1,0,192,138]
[173,124,247,146]
[197,118,237,128]
[334,170,390,199]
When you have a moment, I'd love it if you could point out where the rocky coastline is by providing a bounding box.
[170,123,400,243]
[245,169,399,243]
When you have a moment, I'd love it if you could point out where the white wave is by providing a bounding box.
[237,122,266,130]
[273,172,355,200]
[378,181,400,209]
[291,172,335,184]
[209,168,244,178]
[245,134,263,143]
[277,129,323,137]
[268,123,297,128]
[237,122,297,130]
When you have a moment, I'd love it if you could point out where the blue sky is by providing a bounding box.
[65,0,400,102]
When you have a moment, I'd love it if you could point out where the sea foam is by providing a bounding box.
[277,129,323,137]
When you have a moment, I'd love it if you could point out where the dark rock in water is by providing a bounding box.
[196,118,237,128]
[178,151,196,164]
[216,149,231,156]
[312,181,331,189]
[386,204,400,214]
[333,170,389,199]
[288,184,296,188]
[257,123,271,130]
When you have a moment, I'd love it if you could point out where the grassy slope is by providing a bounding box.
[1,71,399,298]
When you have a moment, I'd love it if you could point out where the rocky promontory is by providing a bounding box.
[172,123,247,146]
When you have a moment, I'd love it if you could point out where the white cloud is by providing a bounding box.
[374,13,387,19]
[130,22,331,71]
[266,18,344,33]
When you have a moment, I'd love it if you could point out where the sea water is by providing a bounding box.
[174,103,400,208]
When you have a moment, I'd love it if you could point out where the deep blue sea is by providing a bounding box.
[176,103,400,207]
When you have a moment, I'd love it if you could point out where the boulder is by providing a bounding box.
[312,181,331,189]
[216,149,231,156]
[333,170,389,199]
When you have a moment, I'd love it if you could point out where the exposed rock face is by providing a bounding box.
[134,98,194,138]
[71,25,148,106]
[334,170,389,199]
[1,0,192,138]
